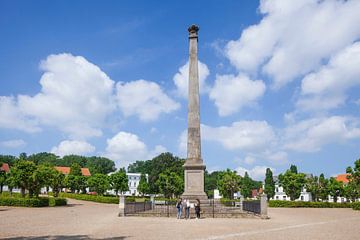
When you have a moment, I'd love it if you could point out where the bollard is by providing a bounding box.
[118,195,126,217]
[150,195,155,210]
[260,194,268,219]
[239,195,244,212]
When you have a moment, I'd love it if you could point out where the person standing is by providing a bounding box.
[176,198,183,219]
[185,199,190,219]
[195,199,201,219]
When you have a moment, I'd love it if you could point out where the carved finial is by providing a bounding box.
[188,24,200,34]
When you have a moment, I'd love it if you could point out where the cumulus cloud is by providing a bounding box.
[104,131,167,167]
[209,74,266,116]
[236,165,275,181]
[51,140,96,157]
[0,96,41,133]
[0,139,27,148]
[1,53,116,139]
[202,121,276,151]
[116,80,180,121]
[283,116,360,152]
[225,0,360,88]
[297,42,360,111]
[173,60,210,98]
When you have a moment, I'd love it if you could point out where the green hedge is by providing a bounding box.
[59,193,118,204]
[49,197,67,207]
[0,195,67,207]
[269,200,353,208]
[0,197,49,207]
[352,202,360,210]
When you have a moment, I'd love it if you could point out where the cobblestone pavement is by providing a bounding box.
[1,199,359,240]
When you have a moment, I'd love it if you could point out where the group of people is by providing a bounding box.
[176,198,201,219]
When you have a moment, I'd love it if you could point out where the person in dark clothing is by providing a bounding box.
[195,199,201,219]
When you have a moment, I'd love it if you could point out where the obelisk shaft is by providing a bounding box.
[187,25,202,163]
[182,24,207,200]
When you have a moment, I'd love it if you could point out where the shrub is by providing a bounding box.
[352,202,360,210]
[0,196,49,207]
[269,200,353,208]
[49,197,67,207]
[59,192,118,204]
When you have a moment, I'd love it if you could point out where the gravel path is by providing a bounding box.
[1,199,359,240]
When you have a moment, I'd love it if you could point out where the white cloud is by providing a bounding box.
[236,165,274,181]
[225,0,360,88]
[209,74,266,116]
[202,121,276,151]
[15,53,115,139]
[104,131,166,167]
[116,80,180,121]
[0,139,27,148]
[173,60,210,98]
[284,116,360,152]
[297,42,360,111]
[51,140,95,157]
[0,96,41,133]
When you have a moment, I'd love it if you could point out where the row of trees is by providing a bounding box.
[263,159,360,202]
[0,152,116,175]
[0,160,131,198]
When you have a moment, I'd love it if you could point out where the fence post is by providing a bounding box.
[260,194,268,219]
[239,195,244,212]
[150,195,155,210]
[167,202,170,218]
[118,195,126,217]
[212,199,215,218]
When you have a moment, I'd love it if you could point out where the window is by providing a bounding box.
[301,196,304,201]
[276,196,279,200]
[283,196,286,200]
[276,187,279,192]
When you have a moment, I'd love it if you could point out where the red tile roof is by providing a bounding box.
[55,166,91,176]
[336,174,350,183]
[0,163,10,173]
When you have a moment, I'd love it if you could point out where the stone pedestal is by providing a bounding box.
[118,195,125,217]
[182,165,207,200]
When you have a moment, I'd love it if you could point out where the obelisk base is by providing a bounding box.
[181,164,208,201]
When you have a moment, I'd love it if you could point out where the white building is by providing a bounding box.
[107,172,148,196]
[271,176,312,202]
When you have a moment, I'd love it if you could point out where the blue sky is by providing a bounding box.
[0,0,359,180]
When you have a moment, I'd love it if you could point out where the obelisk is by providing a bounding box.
[182,24,208,200]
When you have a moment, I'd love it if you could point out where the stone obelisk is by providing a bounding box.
[182,24,207,200]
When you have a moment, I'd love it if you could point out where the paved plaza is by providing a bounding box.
[1,199,359,240]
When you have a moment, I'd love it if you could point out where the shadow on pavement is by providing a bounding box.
[3,235,128,240]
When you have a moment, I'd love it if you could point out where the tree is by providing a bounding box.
[87,173,110,195]
[128,152,185,194]
[5,172,16,196]
[27,152,59,166]
[290,165,298,174]
[65,175,78,193]
[86,156,116,175]
[137,173,150,196]
[264,168,275,201]
[240,172,253,198]
[50,169,65,197]
[305,175,320,201]
[279,166,306,201]
[10,160,37,197]
[70,163,82,176]
[328,177,344,203]
[345,159,360,201]
[0,155,16,166]
[156,171,183,198]
[318,173,329,201]
[217,169,241,199]
[110,168,129,195]
[205,170,221,198]
[0,163,6,193]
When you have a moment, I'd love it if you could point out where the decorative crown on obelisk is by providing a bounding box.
[188,24,199,38]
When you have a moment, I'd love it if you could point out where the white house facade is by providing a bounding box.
[107,172,148,196]
[271,176,312,202]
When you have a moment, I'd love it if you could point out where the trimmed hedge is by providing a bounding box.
[269,200,353,208]
[352,202,360,210]
[59,193,118,204]
[0,197,49,207]
[0,195,67,207]
[49,197,67,207]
